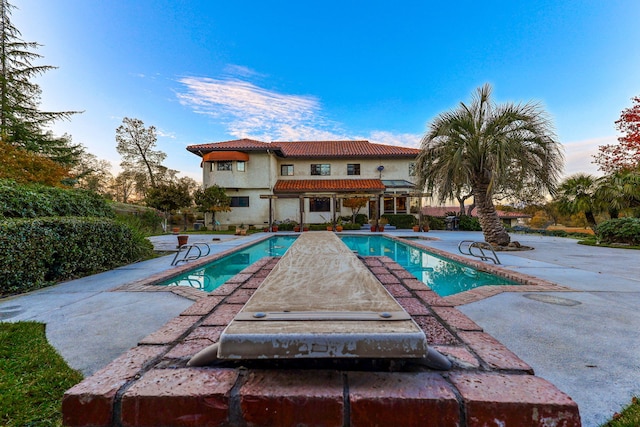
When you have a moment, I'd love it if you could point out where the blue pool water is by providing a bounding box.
[160,235,298,292]
[159,234,516,296]
[339,235,516,296]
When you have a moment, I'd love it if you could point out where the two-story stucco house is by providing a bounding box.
[186,139,421,227]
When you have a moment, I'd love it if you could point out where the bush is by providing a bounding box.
[425,216,446,230]
[596,217,640,245]
[458,215,481,231]
[0,217,154,296]
[380,214,417,229]
[0,179,114,218]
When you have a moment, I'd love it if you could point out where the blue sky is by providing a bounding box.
[14,0,640,181]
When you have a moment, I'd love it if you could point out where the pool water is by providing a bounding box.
[160,235,298,292]
[339,235,516,296]
[159,234,516,296]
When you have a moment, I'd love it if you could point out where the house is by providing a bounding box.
[421,206,531,228]
[186,139,422,227]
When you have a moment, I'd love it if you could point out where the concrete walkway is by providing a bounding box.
[1,230,639,426]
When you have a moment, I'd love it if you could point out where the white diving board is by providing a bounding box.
[189,232,450,369]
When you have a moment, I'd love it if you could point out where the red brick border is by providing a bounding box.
[63,256,580,426]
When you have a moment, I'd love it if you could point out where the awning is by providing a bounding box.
[202,151,249,162]
[273,179,386,194]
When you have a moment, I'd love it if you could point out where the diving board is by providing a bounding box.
[189,232,450,369]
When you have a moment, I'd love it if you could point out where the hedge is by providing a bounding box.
[0,217,154,296]
[0,180,114,219]
[380,214,417,229]
[596,217,640,245]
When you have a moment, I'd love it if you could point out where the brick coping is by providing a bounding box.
[63,256,581,426]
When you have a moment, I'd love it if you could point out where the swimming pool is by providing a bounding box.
[159,233,516,296]
[160,235,298,292]
[339,235,516,296]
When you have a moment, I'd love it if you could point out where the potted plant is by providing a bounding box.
[294,224,301,232]
[378,217,388,232]
[326,223,333,231]
[369,219,378,232]
[177,235,189,247]
[412,223,421,232]
[271,222,279,232]
[303,224,309,232]
[335,218,343,232]
[422,218,430,232]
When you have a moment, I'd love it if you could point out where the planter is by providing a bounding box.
[303,227,309,232]
[335,225,343,232]
[294,226,301,232]
[172,227,180,235]
[326,226,333,231]
[422,225,430,232]
[271,225,278,232]
[378,226,385,232]
[370,225,377,232]
[413,225,420,232]
[177,235,189,247]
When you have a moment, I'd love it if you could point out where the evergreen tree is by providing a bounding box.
[0,0,81,166]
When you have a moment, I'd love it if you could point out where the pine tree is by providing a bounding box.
[0,0,81,166]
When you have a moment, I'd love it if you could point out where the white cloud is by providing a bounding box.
[366,130,422,149]
[177,76,348,141]
[562,136,615,177]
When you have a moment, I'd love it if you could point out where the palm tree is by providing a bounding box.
[555,173,600,228]
[594,169,640,218]
[416,84,563,246]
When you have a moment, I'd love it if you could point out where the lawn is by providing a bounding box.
[0,322,83,427]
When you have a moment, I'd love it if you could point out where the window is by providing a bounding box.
[217,161,232,171]
[237,161,246,172]
[311,164,331,176]
[408,163,416,176]
[384,196,407,213]
[230,196,250,207]
[347,164,360,175]
[310,197,330,212]
[281,164,294,176]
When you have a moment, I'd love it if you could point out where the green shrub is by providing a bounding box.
[0,179,114,219]
[380,214,417,229]
[425,216,446,230]
[0,217,153,296]
[458,215,481,231]
[596,217,640,245]
[341,223,362,230]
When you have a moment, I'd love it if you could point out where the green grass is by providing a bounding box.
[0,322,83,427]
[602,397,640,427]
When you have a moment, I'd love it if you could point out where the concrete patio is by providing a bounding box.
[2,230,638,426]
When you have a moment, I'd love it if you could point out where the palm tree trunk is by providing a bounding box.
[473,183,511,246]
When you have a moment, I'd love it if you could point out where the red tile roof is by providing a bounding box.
[421,206,531,219]
[187,139,272,152]
[187,139,419,159]
[273,179,386,193]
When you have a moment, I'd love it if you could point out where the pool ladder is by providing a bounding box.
[458,240,501,264]
[171,242,212,266]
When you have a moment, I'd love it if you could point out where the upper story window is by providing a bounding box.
[347,164,360,175]
[237,161,246,172]
[409,162,416,176]
[217,161,232,171]
[281,164,294,176]
[230,196,250,207]
[311,164,331,176]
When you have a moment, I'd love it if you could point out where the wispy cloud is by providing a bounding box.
[563,136,615,177]
[366,130,422,149]
[176,73,423,147]
[176,76,345,141]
